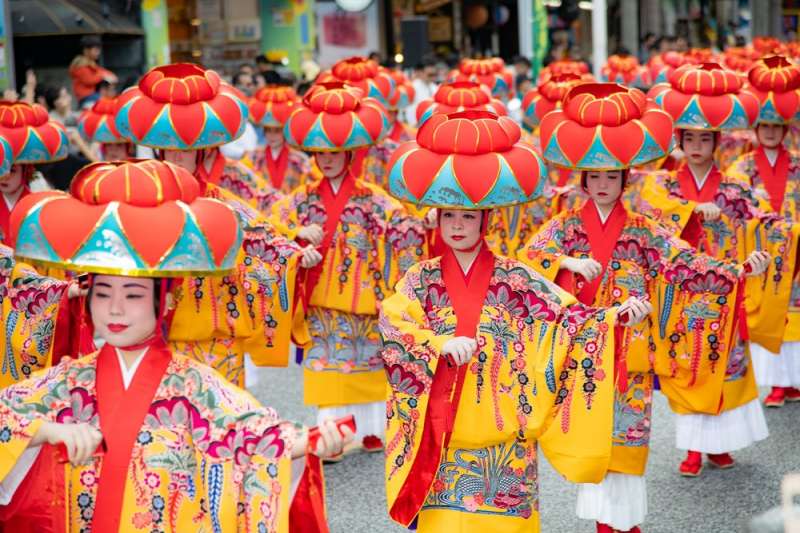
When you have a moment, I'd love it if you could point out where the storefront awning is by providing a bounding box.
[10,0,143,37]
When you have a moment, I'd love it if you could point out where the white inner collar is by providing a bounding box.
[764,147,779,166]
[689,165,713,191]
[594,202,612,224]
[269,144,283,159]
[115,348,148,390]
[3,189,23,211]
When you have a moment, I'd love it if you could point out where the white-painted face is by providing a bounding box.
[90,275,157,348]
[439,209,483,251]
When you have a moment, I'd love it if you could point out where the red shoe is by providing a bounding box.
[596,523,641,533]
[679,451,703,477]
[362,435,384,452]
[764,387,786,407]
[707,452,735,469]
[786,387,800,402]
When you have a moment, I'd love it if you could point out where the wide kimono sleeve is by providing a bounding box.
[380,192,428,297]
[517,211,573,281]
[169,184,304,367]
[623,170,697,234]
[0,361,69,482]
[378,261,618,526]
[640,224,743,415]
[0,254,71,388]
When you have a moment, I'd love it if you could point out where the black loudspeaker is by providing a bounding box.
[401,17,432,66]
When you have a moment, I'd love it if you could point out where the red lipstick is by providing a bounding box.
[107,324,129,333]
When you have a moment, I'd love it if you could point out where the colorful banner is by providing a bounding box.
[0,0,13,91]
[142,0,170,69]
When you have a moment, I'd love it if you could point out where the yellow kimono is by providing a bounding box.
[379,255,618,533]
[726,147,800,341]
[244,145,312,194]
[271,177,426,407]
[0,346,296,532]
[519,203,742,476]
[0,243,71,389]
[623,167,799,413]
[168,183,303,386]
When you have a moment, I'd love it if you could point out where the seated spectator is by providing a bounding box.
[69,34,117,107]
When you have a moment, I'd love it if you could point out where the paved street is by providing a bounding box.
[251,362,800,533]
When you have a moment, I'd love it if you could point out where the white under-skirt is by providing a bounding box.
[675,398,769,454]
[317,401,386,442]
[576,472,647,531]
[750,342,800,387]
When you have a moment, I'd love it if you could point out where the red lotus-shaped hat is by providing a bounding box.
[387,110,546,208]
[753,36,786,56]
[600,54,652,87]
[248,85,300,128]
[284,82,389,152]
[522,72,593,127]
[115,63,249,150]
[683,48,716,64]
[648,62,760,131]
[745,55,800,124]
[11,159,241,276]
[786,41,800,62]
[647,51,694,85]
[416,81,507,125]
[720,46,761,75]
[388,69,415,110]
[78,97,126,144]
[447,58,514,97]
[317,56,396,109]
[538,59,590,82]
[540,83,674,170]
[0,101,68,164]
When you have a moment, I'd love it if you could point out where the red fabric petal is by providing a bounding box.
[554,120,596,165]
[127,97,165,141]
[698,94,734,128]
[502,146,542,196]
[321,113,352,147]
[602,122,643,165]
[210,92,244,136]
[117,203,183,267]
[287,109,317,146]
[35,124,64,157]
[660,91,692,124]
[39,198,106,260]
[452,154,499,203]
[191,199,240,266]
[400,149,447,200]
[169,104,205,147]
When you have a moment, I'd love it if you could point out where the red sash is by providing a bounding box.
[753,145,789,212]
[676,164,722,203]
[388,244,495,525]
[91,342,171,532]
[265,145,290,190]
[0,187,28,246]
[576,200,627,306]
[300,173,356,308]
[289,453,329,533]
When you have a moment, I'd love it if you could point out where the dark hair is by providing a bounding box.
[232,72,252,87]
[581,169,629,191]
[43,86,65,110]
[95,79,112,92]
[255,55,269,65]
[296,81,312,97]
[513,55,532,68]
[80,35,102,49]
